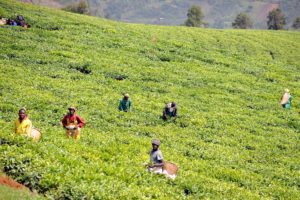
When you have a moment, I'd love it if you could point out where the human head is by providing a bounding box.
[152,139,160,150]
[68,106,76,115]
[171,102,176,108]
[18,108,26,120]
[124,93,129,101]
[284,89,289,93]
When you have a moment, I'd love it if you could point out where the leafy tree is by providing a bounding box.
[292,17,300,29]
[232,13,253,29]
[63,0,90,15]
[267,8,286,30]
[184,5,205,27]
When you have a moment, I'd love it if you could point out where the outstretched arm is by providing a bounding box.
[76,115,85,128]
[173,108,177,117]
[118,100,122,111]
[148,160,164,168]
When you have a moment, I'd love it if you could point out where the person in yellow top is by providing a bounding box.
[15,108,32,137]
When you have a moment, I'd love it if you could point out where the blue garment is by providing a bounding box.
[118,98,131,111]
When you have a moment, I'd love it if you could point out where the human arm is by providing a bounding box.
[125,100,131,112]
[173,108,177,117]
[128,100,131,111]
[76,115,85,128]
[148,160,164,168]
[148,150,164,168]
[163,107,167,116]
[61,115,68,129]
[25,120,32,137]
[118,100,122,111]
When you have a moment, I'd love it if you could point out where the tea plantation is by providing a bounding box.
[0,0,299,199]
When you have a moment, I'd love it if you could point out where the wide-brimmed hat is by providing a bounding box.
[284,89,289,93]
[152,139,160,146]
[124,93,130,98]
[68,106,76,111]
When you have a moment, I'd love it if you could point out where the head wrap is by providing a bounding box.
[152,139,160,146]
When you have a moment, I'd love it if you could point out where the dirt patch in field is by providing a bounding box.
[0,176,27,190]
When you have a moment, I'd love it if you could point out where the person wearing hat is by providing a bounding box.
[280,89,293,109]
[146,139,164,172]
[61,106,85,140]
[14,108,32,137]
[162,102,177,120]
[118,93,132,112]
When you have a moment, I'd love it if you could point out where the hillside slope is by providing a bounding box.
[21,0,300,28]
[0,0,300,199]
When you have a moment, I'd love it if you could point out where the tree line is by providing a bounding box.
[184,5,300,30]
[62,1,300,30]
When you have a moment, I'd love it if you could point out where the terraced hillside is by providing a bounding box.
[0,0,300,199]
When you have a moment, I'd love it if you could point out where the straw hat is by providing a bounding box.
[284,89,289,93]
[68,106,76,111]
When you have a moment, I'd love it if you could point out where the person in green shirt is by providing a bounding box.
[118,93,132,112]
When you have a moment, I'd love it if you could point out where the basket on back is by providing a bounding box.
[280,93,289,104]
[30,128,41,142]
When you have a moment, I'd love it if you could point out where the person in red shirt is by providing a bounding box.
[61,106,85,140]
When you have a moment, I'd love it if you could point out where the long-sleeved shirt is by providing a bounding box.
[118,99,131,111]
[61,114,85,128]
[163,107,177,117]
[15,117,32,136]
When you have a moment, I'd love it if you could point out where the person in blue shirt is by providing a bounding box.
[118,93,132,112]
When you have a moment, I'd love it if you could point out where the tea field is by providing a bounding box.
[0,0,300,199]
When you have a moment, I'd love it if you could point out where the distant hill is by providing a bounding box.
[21,0,300,28]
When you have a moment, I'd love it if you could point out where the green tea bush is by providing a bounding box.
[0,0,299,199]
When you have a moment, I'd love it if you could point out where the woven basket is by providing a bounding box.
[31,128,41,142]
[163,161,179,175]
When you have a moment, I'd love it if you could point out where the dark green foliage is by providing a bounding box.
[184,5,204,27]
[68,62,92,74]
[4,157,42,192]
[292,17,300,29]
[0,0,299,199]
[105,72,128,80]
[232,13,253,29]
[267,8,286,30]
